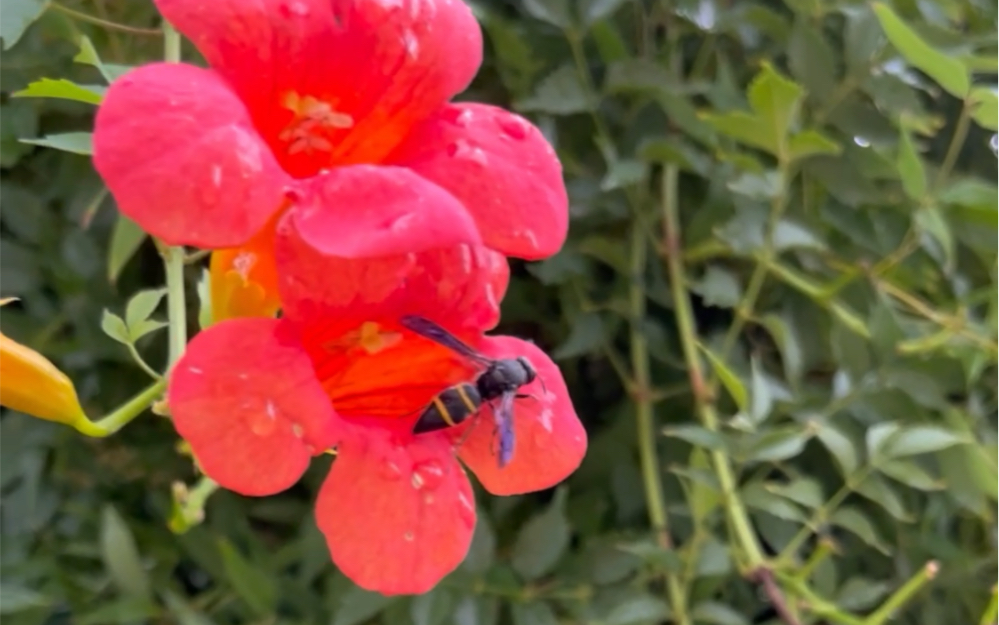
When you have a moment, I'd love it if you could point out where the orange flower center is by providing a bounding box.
[279,92,355,157]
[306,321,477,430]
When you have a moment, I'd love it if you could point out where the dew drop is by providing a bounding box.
[423,493,435,505]
[403,530,415,541]
[386,212,415,233]
[448,139,488,165]
[455,107,474,128]
[497,115,529,140]
[249,401,278,436]
[459,245,473,274]
[211,164,222,187]
[456,491,475,525]
[853,136,871,148]
[411,459,445,491]
[538,407,554,433]
[280,1,309,17]
[187,366,203,375]
[402,29,419,59]
[990,134,998,157]
[291,423,304,438]
[380,461,404,481]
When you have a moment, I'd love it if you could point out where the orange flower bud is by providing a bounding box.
[0,330,102,436]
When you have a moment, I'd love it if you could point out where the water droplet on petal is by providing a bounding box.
[291,423,305,438]
[387,213,415,233]
[853,136,871,147]
[402,29,419,59]
[456,491,476,526]
[448,139,488,165]
[380,461,404,481]
[411,459,445,491]
[403,530,415,541]
[459,245,473,274]
[497,115,530,140]
[249,401,278,436]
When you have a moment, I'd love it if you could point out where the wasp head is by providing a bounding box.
[516,356,537,386]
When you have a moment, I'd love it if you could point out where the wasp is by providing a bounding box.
[400,315,538,468]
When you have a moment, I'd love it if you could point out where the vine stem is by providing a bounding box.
[934,101,971,190]
[91,379,168,436]
[629,214,690,625]
[660,168,765,570]
[49,2,162,36]
[161,21,188,370]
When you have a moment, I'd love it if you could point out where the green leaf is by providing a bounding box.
[101,310,131,345]
[218,539,276,616]
[511,601,559,625]
[605,595,671,625]
[0,584,51,614]
[461,513,495,574]
[100,505,152,602]
[744,428,811,463]
[130,319,169,342]
[663,424,726,450]
[968,86,998,131]
[749,359,773,423]
[21,132,94,155]
[702,111,776,154]
[692,601,750,625]
[742,482,807,522]
[74,35,132,83]
[518,65,589,114]
[161,590,218,625]
[830,506,890,554]
[0,0,46,50]
[914,206,954,269]
[896,129,927,200]
[746,62,805,156]
[878,459,944,490]
[580,0,627,27]
[333,587,396,625]
[882,425,968,458]
[843,6,885,76]
[13,78,105,105]
[836,577,893,612]
[521,0,572,29]
[759,314,803,383]
[411,587,454,625]
[511,487,571,579]
[829,302,871,338]
[817,423,860,475]
[854,474,911,521]
[125,289,167,330]
[727,171,782,200]
[788,17,838,101]
[691,266,741,309]
[766,477,824,509]
[108,214,148,283]
[787,130,841,161]
[872,3,969,98]
[700,346,748,412]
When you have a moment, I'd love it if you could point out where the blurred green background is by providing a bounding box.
[1,0,996,624]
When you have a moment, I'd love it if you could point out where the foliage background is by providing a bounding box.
[1,1,996,624]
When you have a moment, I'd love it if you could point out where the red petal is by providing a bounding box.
[156,0,482,175]
[169,318,344,496]
[287,166,481,258]
[315,428,476,595]
[93,63,290,248]
[456,337,587,495]
[275,175,505,333]
[388,104,568,259]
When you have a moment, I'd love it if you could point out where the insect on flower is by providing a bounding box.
[402,315,539,467]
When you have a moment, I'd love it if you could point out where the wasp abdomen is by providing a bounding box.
[412,383,482,434]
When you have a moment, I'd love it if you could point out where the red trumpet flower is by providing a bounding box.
[167,194,587,594]
[93,0,569,319]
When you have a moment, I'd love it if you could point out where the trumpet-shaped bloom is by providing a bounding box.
[0,322,99,435]
[93,0,569,319]
[167,200,587,594]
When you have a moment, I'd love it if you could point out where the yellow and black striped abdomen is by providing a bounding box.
[413,383,482,434]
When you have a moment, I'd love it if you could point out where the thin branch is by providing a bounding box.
[49,2,162,36]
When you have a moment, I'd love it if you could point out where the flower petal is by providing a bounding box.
[287,165,482,258]
[93,63,290,248]
[456,337,586,496]
[169,317,344,496]
[209,217,282,323]
[157,0,483,175]
[388,103,568,259]
[316,428,476,595]
[274,170,505,333]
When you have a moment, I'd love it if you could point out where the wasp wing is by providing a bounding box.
[400,315,492,365]
[493,391,516,468]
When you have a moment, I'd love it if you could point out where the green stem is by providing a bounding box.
[169,476,219,534]
[163,20,181,62]
[91,379,168,437]
[862,561,939,625]
[163,247,188,369]
[934,101,971,190]
[630,213,690,624]
[720,163,791,358]
[661,169,766,570]
[779,574,867,625]
[49,2,162,35]
[979,585,997,625]
[127,343,162,380]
